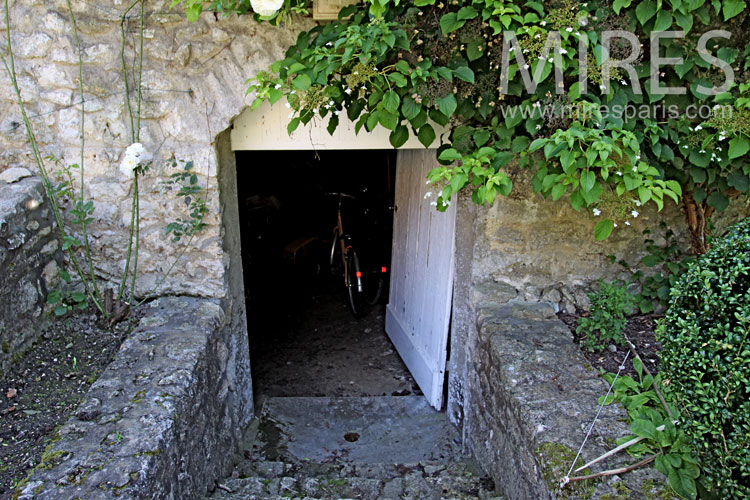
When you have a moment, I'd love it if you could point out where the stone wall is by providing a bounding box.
[0,172,62,376]
[464,291,676,500]
[15,296,252,500]
[0,0,311,299]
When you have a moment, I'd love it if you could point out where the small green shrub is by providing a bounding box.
[577,280,636,352]
[657,217,750,499]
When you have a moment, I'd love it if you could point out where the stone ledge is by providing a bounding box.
[0,175,61,376]
[468,288,675,499]
[15,296,242,500]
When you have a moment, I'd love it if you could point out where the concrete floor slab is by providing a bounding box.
[258,396,463,464]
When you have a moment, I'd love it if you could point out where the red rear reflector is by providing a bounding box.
[381,266,387,273]
[356,271,362,278]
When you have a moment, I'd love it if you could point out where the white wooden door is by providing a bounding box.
[385,149,457,410]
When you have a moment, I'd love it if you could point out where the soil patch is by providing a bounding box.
[0,311,136,497]
[558,312,663,377]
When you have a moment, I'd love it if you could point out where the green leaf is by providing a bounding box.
[287,117,301,135]
[728,135,750,159]
[383,90,401,114]
[440,13,465,35]
[674,10,693,32]
[633,357,643,379]
[453,66,475,84]
[390,125,409,148]
[613,0,633,14]
[529,138,547,152]
[418,124,436,147]
[551,183,566,201]
[46,290,62,305]
[635,0,658,25]
[727,170,750,192]
[54,305,69,316]
[642,254,663,266]
[474,129,491,147]
[438,148,462,162]
[401,96,421,120]
[580,170,596,193]
[706,191,729,211]
[466,38,484,61]
[436,94,457,117]
[723,0,747,20]
[631,418,658,440]
[667,469,697,500]
[595,219,614,240]
[378,110,398,131]
[291,74,312,91]
[511,136,530,153]
[653,10,673,30]
[456,6,478,20]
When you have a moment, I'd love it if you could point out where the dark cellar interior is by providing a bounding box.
[234,150,420,403]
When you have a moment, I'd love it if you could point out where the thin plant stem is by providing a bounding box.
[129,176,140,303]
[624,337,676,421]
[66,0,105,309]
[567,454,659,483]
[1,0,104,314]
[136,0,144,141]
[117,0,142,302]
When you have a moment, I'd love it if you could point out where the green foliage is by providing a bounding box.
[577,280,636,351]
[46,270,88,317]
[161,159,208,243]
[170,0,310,23]
[230,0,750,242]
[657,217,750,499]
[600,358,701,500]
[615,223,693,314]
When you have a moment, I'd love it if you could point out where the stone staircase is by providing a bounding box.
[208,458,495,499]
[205,396,499,500]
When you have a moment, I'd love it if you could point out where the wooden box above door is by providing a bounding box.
[313,0,359,20]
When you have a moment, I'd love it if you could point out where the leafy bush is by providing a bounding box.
[577,280,635,352]
[657,217,750,499]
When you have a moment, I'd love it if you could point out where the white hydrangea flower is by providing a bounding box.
[250,0,284,16]
[625,221,631,226]
[593,208,601,216]
[694,125,702,131]
[631,210,639,218]
[424,191,433,199]
[430,201,438,206]
[566,27,573,32]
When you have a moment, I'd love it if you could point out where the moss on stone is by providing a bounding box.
[129,389,146,404]
[641,479,676,499]
[536,442,596,499]
[600,480,632,500]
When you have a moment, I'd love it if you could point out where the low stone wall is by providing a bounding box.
[466,286,675,500]
[0,172,62,376]
[15,296,252,500]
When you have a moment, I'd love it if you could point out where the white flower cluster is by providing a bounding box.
[250,0,283,16]
[119,143,151,179]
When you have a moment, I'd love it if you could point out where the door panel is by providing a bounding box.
[385,150,456,409]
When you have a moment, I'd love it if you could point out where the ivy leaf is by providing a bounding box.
[453,66,475,84]
[436,94,457,117]
[418,124,436,148]
[728,135,750,159]
[383,90,401,114]
[389,125,409,148]
[723,0,747,20]
[594,219,614,240]
[635,0,657,25]
[440,13,465,35]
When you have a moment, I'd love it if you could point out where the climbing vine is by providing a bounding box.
[183,0,750,245]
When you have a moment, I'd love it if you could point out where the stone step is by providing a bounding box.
[235,459,484,482]
[209,466,497,500]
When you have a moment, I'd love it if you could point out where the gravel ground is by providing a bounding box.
[0,311,136,498]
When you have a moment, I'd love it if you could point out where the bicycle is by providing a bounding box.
[327,192,386,317]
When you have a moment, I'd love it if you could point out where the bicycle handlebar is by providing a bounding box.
[325,192,356,200]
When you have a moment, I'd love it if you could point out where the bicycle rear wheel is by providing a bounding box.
[365,270,385,305]
[346,250,366,317]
